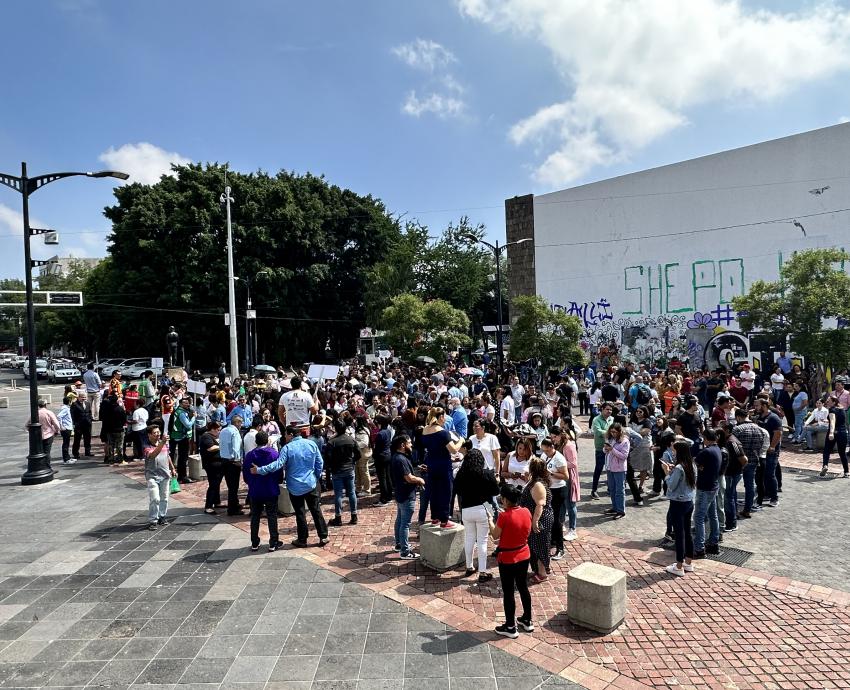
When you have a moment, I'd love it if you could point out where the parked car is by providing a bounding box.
[47,361,80,383]
[95,358,125,376]
[11,356,26,368]
[121,358,163,380]
[23,358,48,379]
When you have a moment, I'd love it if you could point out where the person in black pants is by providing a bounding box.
[242,431,283,551]
[488,484,534,639]
[70,396,93,458]
[372,414,394,505]
[199,422,224,514]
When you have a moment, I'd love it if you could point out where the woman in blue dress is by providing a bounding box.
[421,406,463,528]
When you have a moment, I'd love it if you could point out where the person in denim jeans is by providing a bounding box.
[692,429,722,557]
[754,399,782,507]
[731,409,768,519]
[590,403,614,499]
[662,440,697,576]
[390,434,425,559]
[143,425,176,530]
[326,419,359,526]
[603,423,630,519]
[719,426,746,531]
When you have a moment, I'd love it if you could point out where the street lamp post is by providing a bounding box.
[236,269,270,373]
[220,180,239,382]
[0,163,128,485]
[460,234,531,377]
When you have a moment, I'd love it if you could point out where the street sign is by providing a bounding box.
[246,309,256,319]
[47,292,83,305]
[151,357,164,369]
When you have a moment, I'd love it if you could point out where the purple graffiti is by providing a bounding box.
[710,304,737,326]
[553,298,615,329]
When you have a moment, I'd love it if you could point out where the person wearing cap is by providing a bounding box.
[57,395,76,464]
[27,399,61,468]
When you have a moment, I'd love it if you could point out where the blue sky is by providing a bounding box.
[2,0,850,278]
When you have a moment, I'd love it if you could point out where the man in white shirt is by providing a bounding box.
[278,376,318,432]
[130,403,149,460]
[738,363,755,403]
[499,389,515,425]
[802,399,830,451]
[510,376,525,424]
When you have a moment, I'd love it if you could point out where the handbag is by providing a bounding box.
[169,476,181,494]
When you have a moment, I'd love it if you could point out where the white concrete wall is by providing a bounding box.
[533,123,850,355]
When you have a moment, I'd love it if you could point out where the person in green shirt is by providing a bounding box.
[591,402,614,499]
[138,371,156,406]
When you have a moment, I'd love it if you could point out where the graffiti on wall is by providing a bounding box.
[552,296,750,368]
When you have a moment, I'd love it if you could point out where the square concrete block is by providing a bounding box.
[0,397,7,409]
[419,524,465,571]
[188,454,205,480]
[567,562,627,633]
[278,485,294,516]
[811,428,827,451]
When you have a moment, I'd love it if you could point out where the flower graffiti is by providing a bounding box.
[687,312,717,330]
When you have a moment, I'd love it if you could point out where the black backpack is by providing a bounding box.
[635,385,652,406]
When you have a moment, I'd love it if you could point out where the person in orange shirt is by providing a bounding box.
[109,370,123,398]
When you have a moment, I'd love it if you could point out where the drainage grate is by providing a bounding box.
[660,542,753,566]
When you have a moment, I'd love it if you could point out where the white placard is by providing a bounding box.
[378,350,392,359]
[186,379,207,395]
[307,364,340,381]
[151,357,164,369]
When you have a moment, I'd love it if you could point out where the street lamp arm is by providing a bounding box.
[505,238,532,249]
[459,232,497,252]
[26,170,129,195]
[0,173,23,193]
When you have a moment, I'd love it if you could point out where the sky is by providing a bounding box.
[1,0,850,278]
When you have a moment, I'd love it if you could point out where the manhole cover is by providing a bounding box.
[659,542,753,566]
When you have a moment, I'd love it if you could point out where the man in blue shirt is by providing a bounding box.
[252,426,328,547]
[449,398,468,439]
[227,394,253,426]
[776,351,792,375]
[218,416,245,516]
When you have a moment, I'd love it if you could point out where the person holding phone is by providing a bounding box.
[144,425,176,531]
[662,440,697,576]
[453,449,499,582]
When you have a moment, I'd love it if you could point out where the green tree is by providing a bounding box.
[509,294,586,370]
[81,163,400,365]
[733,248,850,396]
[0,278,25,351]
[381,293,471,363]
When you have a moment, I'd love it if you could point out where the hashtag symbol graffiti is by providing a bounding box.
[710,304,736,326]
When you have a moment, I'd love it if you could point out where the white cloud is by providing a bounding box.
[458,0,850,187]
[402,91,467,119]
[98,142,191,185]
[393,39,467,120]
[392,39,457,73]
[0,203,47,238]
[840,116,850,124]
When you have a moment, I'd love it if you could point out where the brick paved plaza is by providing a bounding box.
[1,408,849,689]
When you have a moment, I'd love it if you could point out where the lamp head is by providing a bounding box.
[87,170,130,180]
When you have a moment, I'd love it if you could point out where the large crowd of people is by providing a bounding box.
[29,353,850,638]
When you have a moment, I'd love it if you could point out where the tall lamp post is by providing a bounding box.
[460,234,531,376]
[0,163,128,485]
[236,269,270,373]
[220,178,239,381]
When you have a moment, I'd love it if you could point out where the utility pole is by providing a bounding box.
[220,173,239,381]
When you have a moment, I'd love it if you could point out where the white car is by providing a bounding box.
[47,361,80,383]
[11,356,26,368]
[22,358,48,379]
[122,359,163,379]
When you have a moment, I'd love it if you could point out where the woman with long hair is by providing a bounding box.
[550,426,579,542]
[821,394,849,477]
[502,438,533,488]
[662,440,697,576]
[519,457,554,583]
[453,449,500,582]
[603,423,630,519]
[421,406,463,528]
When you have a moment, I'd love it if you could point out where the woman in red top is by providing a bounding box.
[488,483,533,639]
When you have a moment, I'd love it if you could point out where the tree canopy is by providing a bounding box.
[380,293,471,363]
[75,163,401,365]
[733,248,850,371]
[509,294,586,370]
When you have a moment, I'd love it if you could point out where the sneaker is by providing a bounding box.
[147,523,158,531]
[157,517,167,526]
[590,491,600,500]
[660,534,673,545]
[612,512,625,520]
[635,500,645,506]
[604,508,617,514]
[465,568,476,577]
[269,541,283,551]
[750,505,763,513]
[356,491,370,498]
[319,537,330,547]
[495,623,518,639]
[738,511,752,519]
[552,549,564,561]
[440,521,457,529]
[478,572,494,583]
[430,519,441,525]
[692,551,706,559]
[683,562,695,573]
[291,539,309,548]
[64,458,77,465]
[250,544,260,552]
[400,551,420,560]
[705,543,720,555]
[665,563,685,576]
[645,490,660,498]
[767,499,778,508]
[516,617,535,632]
[328,516,343,527]
[349,514,358,525]
[377,501,390,507]
[844,472,850,478]
[724,525,738,532]
[820,466,829,477]
[565,530,577,541]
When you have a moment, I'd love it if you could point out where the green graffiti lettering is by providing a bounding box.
[718,258,744,304]
[664,262,693,313]
[623,266,644,314]
[647,264,663,314]
[692,260,717,309]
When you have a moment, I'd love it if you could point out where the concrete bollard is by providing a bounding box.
[567,562,627,633]
[419,523,466,571]
[188,454,204,481]
[0,397,7,409]
[278,484,294,516]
